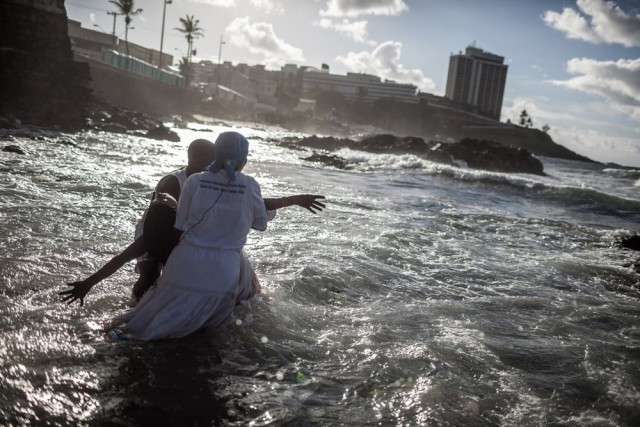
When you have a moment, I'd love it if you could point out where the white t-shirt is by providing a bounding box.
[175,170,268,250]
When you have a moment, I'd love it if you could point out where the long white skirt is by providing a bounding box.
[114,241,259,340]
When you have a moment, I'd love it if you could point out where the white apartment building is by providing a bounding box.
[190,62,418,111]
[301,69,418,104]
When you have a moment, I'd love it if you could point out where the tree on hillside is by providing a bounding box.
[519,110,533,128]
[175,15,204,85]
[177,56,188,79]
[109,0,142,57]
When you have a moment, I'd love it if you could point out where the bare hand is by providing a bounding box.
[59,280,94,306]
[291,195,326,214]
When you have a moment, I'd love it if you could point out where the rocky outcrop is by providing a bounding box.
[617,235,640,251]
[85,100,181,142]
[2,145,27,155]
[143,125,180,142]
[303,153,351,169]
[286,134,545,175]
[0,0,93,130]
[86,100,161,132]
[432,138,545,175]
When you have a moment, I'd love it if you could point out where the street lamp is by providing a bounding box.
[118,27,134,38]
[217,34,225,66]
[216,34,226,94]
[107,11,120,50]
[159,0,172,69]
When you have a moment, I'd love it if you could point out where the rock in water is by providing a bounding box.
[2,145,27,155]
[434,138,545,175]
[145,125,180,142]
[291,134,545,175]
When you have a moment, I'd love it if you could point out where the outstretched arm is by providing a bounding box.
[59,237,146,306]
[264,195,326,214]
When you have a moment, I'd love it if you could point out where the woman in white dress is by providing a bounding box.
[109,131,269,340]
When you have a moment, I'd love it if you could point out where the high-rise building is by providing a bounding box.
[445,46,508,120]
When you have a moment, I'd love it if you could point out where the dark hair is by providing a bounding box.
[188,138,214,156]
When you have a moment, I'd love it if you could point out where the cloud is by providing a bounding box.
[551,57,640,120]
[542,0,640,47]
[315,18,374,44]
[250,0,284,14]
[189,0,236,6]
[225,17,305,68]
[336,41,435,91]
[550,126,640,166]
[320,0,408,17]
[503,97,567,127]
[503,97,640,166]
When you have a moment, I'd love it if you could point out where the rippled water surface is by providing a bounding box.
[1,123,640,426]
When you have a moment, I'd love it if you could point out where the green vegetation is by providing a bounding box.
[519,109,533,128]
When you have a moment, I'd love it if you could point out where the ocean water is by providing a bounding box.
[1,122,640,426]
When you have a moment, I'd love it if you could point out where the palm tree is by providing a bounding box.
[109,0,143,57]
[519,109,533,128]
[175,15,204,85]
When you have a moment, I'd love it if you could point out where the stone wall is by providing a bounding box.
[0,0,93,129]
[80,56,202,117]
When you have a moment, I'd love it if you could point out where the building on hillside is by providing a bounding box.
[190,60,216,87]
[445,46,507,120]
[238,63,278,103]
[67,20,173,69]
[194,61,281,111]
[189,61,418,113]
[301,68,418,104]
[279,63,304,96]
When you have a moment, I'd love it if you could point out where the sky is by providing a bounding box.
[65,0,640,167]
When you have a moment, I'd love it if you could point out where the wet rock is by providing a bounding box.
[99,123,129,134]
[145,125,180,142]
[303,152,350,169]
[357,134,432,154]
[434,138,545,176]
[86,100,165,133]
[2,144,26,154]
[617,235,640,251]
[290,134,545,175]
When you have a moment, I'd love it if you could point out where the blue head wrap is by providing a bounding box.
[206,131,249,181]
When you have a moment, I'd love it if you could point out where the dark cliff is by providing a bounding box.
[0,0,93,130]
